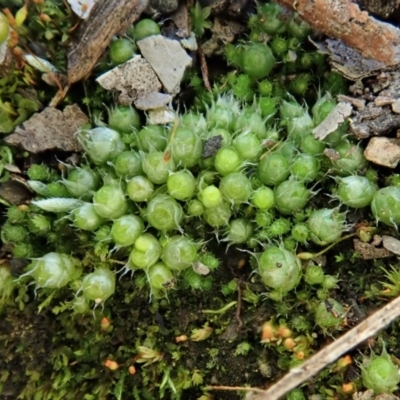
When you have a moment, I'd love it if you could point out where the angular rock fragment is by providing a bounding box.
[364,136,400,168]
[96,55,162,104]
[4,105,87,153]
[134,92,172,111]
[147,108,175,125]
[137,35,192,93]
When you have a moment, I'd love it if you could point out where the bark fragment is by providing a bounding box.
[277,0,400,65]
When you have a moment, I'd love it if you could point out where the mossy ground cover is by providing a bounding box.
[1,1,400,400]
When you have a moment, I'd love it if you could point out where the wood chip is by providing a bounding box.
[313,102,353,140]
[67,0,148,85]
[4,105,87,153]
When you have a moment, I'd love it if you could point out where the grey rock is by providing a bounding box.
[134,92,172,110]
[96,55,162,104]
[137,35,192,93]
[147,108,175,125]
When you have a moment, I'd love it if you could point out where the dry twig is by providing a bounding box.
[198,42,212,92]
[207,295,400,400]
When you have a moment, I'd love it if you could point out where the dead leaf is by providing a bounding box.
[4,105,88,154]
[313,102,353,140]
[170,2,190,37]
[96,56,162,104]
[67,0,148,84]
[0,174,32,205]
[4,164,22,174]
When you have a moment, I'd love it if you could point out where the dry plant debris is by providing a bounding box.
[236,295,400,400]
[312,102,352,141]
[353,239,392,260]
[4,105,88,153]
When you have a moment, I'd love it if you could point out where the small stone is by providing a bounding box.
[202,135,222,158]
[364,136,400,168]
[96,55,161,104]
[134,92,172,110]
[147,108,175,125]
[382,235,400,255]
[137,35,192,93]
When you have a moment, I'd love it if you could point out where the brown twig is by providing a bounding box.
[198,42,212,92]
[276,0,400,65]
[204,385,267,394]
[235,278,243,331]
